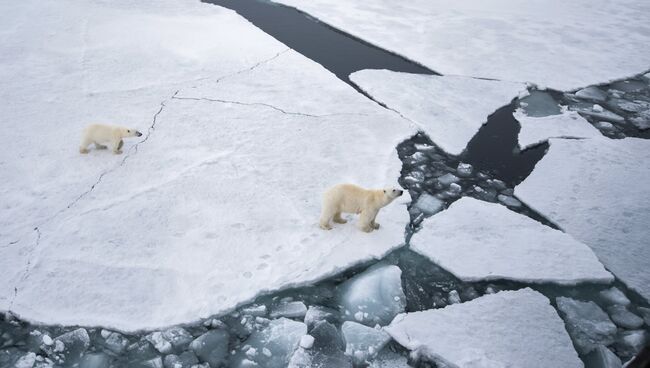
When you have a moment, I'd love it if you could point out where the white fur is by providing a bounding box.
[319,184,403,232]
[79,124,142,154]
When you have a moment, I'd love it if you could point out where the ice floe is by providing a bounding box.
[0,0,414,330]
[386,288,582,368]
[274,0,650,90]
[410,198,613,285]
[515,110,601,149]
[516,137,650,300]
[350,70,526,155]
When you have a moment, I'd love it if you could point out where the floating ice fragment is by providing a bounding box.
[437,173,459,187]
[583,345,622,368]
[456,163,473,177]
[270,301,307,319]
[304,306,338,330]
[288,321,351,368]
[299,335,314,349]
[190,330,229,368]
[607,306,644,329]
[615,330,647,359]
[575,86,608,102]
[638,307,650,326]
[599,287,631,306]
[338,263,406,327]
[595,121,615,131]
[141,357,163,368]
[448,290,461,304]
[241,305,267,317]
[42,335,53,346]
[14,353,36,368]
[342,321,391,365]
[555,297,617,354]
[79,353,111,368]
[497,194,521,208]
[146,332,173,354]
[413,193,444,216]
[232,318,306,368]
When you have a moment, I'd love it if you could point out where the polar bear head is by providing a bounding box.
[383,188,404,200]
[120,127,143,138]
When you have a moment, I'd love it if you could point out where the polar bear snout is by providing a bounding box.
[397,190,404,196]
[135,131,143,137]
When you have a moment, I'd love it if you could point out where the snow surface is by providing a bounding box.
[274,0,650,90]
[0,0,415,330]
[351,70,526,155]
[516,137,650,301]
[386,288,583,368]
[515,110,602,149]
[410,198,613,285]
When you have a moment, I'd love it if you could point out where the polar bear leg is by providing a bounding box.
[358,209,378,233]
[319,204,335,230]
[333,213,347,224]
[79,137,92,154]
[112,139,123,154]
[94,142,107,150]
[371,220,380,230]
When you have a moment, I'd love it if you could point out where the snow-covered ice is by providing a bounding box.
[350,70,526,155]
[386,288,582,368]
[555,297,617,354]
[337,263,406,327]
[599,288,631,307]
[410,198,612,285]
[0,0,415,330]
[270,301,308,319]
[274,0,650,90]
[515,110,601,149]
[516,137,650,301]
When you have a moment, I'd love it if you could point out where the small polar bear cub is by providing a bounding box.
[79,124,142,154]
[320,183,403,232]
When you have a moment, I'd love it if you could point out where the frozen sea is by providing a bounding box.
[1,0,649,367]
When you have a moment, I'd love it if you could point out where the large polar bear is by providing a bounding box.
[79,124,142,154]
[319,184,403,232]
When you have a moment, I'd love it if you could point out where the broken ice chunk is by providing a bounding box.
[610,80,646,93]
[288,321,351,368]
[241,305,267,317]
[630,112,650,130]
[615,330,647,359]
[163,351,199,368]
[13,353,36,368]
[638,307,650,326]
[447,290,461,304]
[79,352,111,368]
[555,297,617,354]
[582,345,622,368]
[595,121,616,131]
[569,103,625,123]
[599,287,631,306]
[53,328,90,362]
[299,335,314,349]
[190,329,229,368]
[497,194,521,208]
[146,332,172,354]
[303,306,339,330]
[413,193,444,216]
[270,301,307,319]
[607,306,644,329]
[575,86,608,102]
[342,321,391,365]
[338,263,406,327]
[100,330,129,354]
[232,318,306,368]
[437,173,459,187]
[456,163,473,177]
